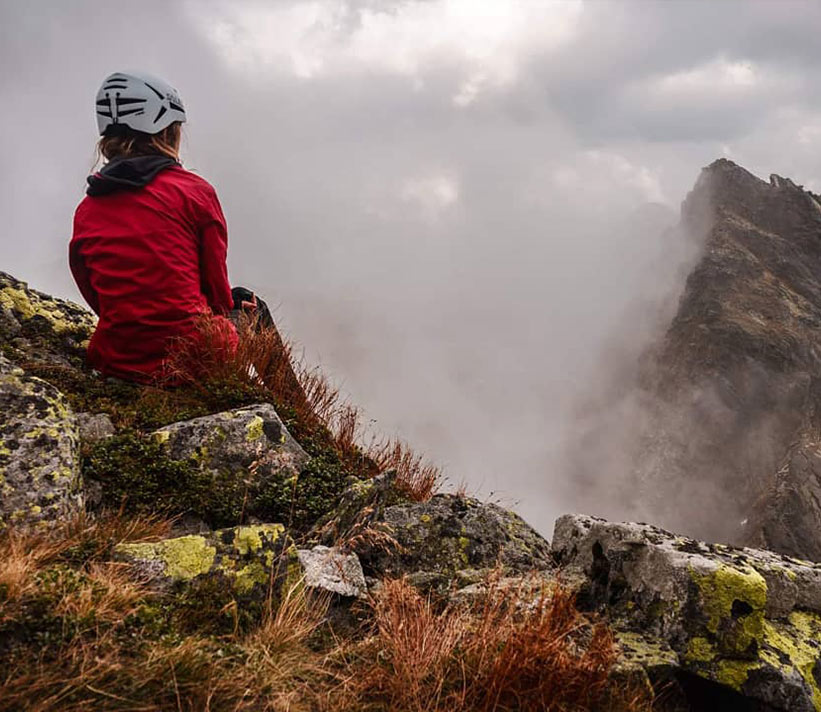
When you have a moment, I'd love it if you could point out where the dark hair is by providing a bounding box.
[97,122,182,163]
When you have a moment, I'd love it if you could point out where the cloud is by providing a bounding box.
[191,0,582,104]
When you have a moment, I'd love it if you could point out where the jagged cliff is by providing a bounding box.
[572,159,821,558]
[5,159,821,710]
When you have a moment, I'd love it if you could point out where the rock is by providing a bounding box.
[151,403,310,523]
[0,355,81,526]
[76,412,115,445]
[114,523,296,595]
[116,525,367,600]
[312,471,411,543]
[746,428,821,564]
[321,474,554,590]
[296,545,366,598]
[553,513,821,711]
[0,271,95,367]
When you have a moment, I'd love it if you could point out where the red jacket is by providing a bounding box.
[70,158,237,382]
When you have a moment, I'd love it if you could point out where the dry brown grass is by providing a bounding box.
[0,510,169,611]
[1,514,649,712]
[328,576,652,712]
[366,438,441,502]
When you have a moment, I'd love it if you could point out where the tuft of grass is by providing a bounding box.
[328,576,652,712]
[366,438,441,502]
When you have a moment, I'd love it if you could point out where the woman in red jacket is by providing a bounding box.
[70,71,249,383]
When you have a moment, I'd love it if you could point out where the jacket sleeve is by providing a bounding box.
[198,190,233,316]
[68,239,100,316]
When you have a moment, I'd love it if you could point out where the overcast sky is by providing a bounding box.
[2,0,821,535]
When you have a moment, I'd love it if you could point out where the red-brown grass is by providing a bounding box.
[366,437,441,501]
[330,576,652,712]
[163,313,310,417]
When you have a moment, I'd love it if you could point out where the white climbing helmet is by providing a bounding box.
[95,71,186,136]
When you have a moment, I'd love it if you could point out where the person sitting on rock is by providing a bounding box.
[69,71,272,384]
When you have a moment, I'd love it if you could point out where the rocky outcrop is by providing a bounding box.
[115,523,296,594]
[0,270,94,368]
[316,472,554,591]
[115,524,366,600]
[0,355,80,526]
[554,514,821,711]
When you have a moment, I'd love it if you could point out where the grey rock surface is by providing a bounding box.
[151,403,309,521]
[0,270,95,368]
[0,355,81,526]
[553,513,821,711]
[747,433,821,564]
[76,412,115,445]
[322,474,554,590]
[296,545,366,597]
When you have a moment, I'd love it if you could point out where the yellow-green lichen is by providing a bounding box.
[685,636,717,664]
[0,285,93,334]
[715,659,756,691]
[234,561,269,594]
[121,535,217,580]
[616,630,679,669]
[761,613,821,709]
[245,416,264,442]
[0,286,35,320]
[152,430,171,445]
[234,524,283,555]
[692,564,767,656]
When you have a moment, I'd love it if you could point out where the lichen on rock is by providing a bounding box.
[0,271,95,369]
[114,523,289,594]
[553,513,821,711]
[318,474,554,590]
[0,354,81,527]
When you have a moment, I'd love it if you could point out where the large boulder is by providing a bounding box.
[317,473,554,590]
[150,403,310,524]
[553,513,821,711]
[0,355,81,526]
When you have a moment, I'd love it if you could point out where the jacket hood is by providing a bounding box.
[86,156,178,197]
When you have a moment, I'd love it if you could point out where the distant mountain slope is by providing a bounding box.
[569,159,821,557]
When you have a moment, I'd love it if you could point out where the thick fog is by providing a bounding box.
[2,0,821,535]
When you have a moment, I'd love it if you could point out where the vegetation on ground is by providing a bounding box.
[0,512,651,711]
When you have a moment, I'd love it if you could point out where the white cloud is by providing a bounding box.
[638,56,801,108]
[190,0,582,103]
[400,172,460,218]
[546,151,667,207]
